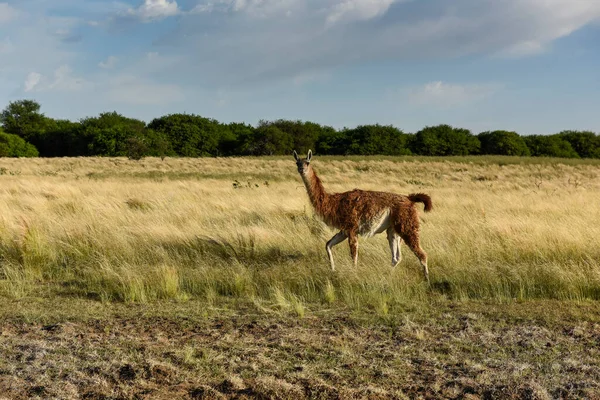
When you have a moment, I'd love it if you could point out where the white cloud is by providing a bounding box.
[191,0,394,20]
[0,11,85,114]
[232,0,298,17]
[492,0,600,57]
[153,0,600,88]
[0,3,18,24]
[126,0,180,22]
[24,72,42,92]
[48,65,88,91]
[407,81,503,107]
[189,0,299,17]
[99,55,118,69]
[22,66,89,93]
[326,0,396,26]
[2,14,80,72]
[190,3,213,14]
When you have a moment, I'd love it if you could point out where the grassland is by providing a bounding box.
[1,155,600,399]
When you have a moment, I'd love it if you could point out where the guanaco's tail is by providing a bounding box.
[408,193,432,212]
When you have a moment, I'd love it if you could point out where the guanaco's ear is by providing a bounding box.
[307,149,312,162]
[293,150,299,161]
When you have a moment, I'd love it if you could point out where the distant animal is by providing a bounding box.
[294,150,432,282]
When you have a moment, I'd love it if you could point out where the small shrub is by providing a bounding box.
[0,130,39,157]
[323,280,336,304]
[126,136,148,160]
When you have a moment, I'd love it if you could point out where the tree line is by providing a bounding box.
[1,100,599,159]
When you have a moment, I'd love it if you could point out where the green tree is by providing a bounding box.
[240,122,293,155]
[216,125,239,157]
[261,119,323,154]
[316,126,345,155]
[35,119,83,157]
[0,100,48,143]
[523,135,579,158]
[0,129,39,157]
[412,124,480,156]
[344,124,412,155]
[125,136,148,160]
[143,129,175,159]
[80,112,146,156]
[148,114,221,157]
[478,130,530,156]
[557,130,600,158]
[226,122,256,156]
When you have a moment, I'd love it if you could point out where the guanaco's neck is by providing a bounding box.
[301,166,329,215]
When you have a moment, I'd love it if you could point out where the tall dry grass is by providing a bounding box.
[1,156,599,312]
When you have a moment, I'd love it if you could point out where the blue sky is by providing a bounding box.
[1,0,599,134]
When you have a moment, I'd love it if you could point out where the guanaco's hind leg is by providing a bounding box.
[387,227,402,267]
[348,232,359,267]
[326,231,347,271]
[397,237,403,263]
[401,232,429,283]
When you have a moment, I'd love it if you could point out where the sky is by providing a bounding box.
[0,0,599,134]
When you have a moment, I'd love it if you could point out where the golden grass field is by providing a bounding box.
[1,155,600,399]
[1,156,600,305]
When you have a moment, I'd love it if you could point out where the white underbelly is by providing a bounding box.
[359,210,391,238]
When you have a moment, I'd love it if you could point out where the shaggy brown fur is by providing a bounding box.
[294,150,432,281]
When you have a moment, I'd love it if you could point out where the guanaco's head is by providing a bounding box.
[293,149,312,176]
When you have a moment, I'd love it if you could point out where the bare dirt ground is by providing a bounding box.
[2,299,600,399]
